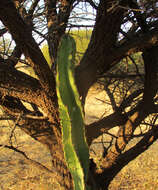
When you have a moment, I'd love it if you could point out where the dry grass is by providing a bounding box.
[1,122,158,190]
[109,140,158,190]
[89,136,158,190]
[0,86,158,190]
[0,125,61,190]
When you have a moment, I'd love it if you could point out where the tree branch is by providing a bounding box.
[0,63,43,106]
[0,28,7,37]
[0,0,56,97]
[75,2,158,100]
[85,0,98,10]
[28,0,40,17]
[0,0,60,126]
[118,126,158,166]
[86,89,143,145]
[75,0,126,99]
[8,45,22,67]
[99,44,158,170]
[94,126,158,188]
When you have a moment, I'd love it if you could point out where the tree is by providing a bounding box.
[0,0,158,189]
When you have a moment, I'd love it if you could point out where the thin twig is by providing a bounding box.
[9,113,21,146]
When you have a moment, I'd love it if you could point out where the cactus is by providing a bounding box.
[56,34,89,190]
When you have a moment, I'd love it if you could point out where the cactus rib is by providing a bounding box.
[56,34,89,190]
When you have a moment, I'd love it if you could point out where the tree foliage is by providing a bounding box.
[0,0,157,190]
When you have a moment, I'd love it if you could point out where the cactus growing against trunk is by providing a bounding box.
[56,34,90,190]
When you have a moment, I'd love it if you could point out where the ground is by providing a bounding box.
[0,86,158,190]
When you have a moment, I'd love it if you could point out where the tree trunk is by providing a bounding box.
[89,45,158,190]
[18,115,74,189]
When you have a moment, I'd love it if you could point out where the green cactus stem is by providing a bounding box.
[56,34,89,190]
